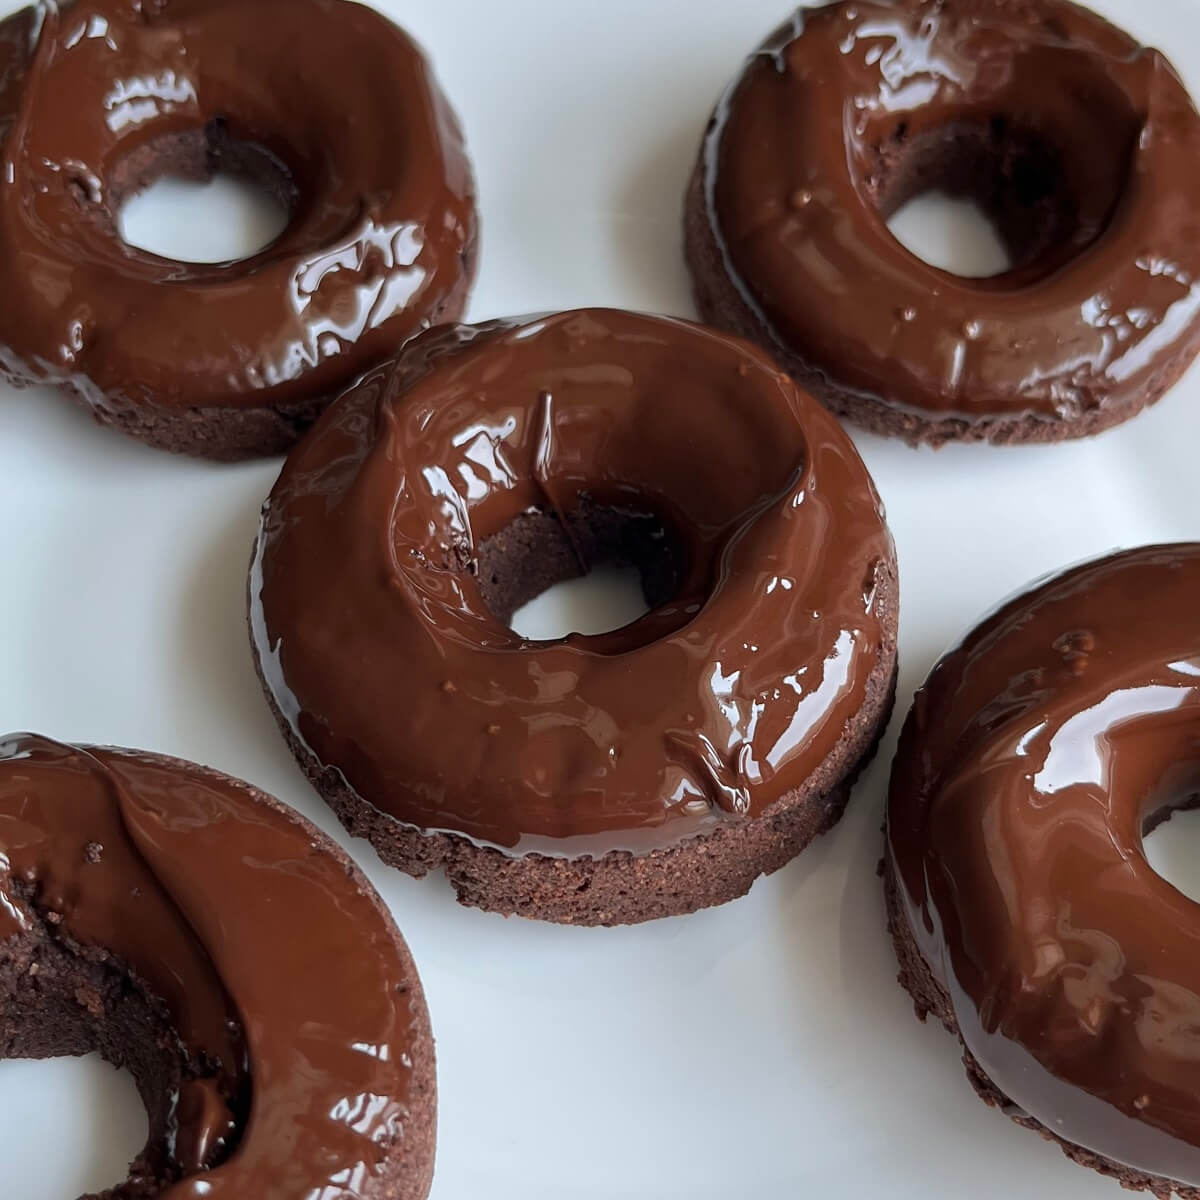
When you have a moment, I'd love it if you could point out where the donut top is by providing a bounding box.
[0,734,419,1197]
[888,546,1200,1186]
[705,0,1200,423]
[0,0,475,411]
[252,309,895,856]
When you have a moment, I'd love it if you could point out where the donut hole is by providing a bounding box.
[887,191,1012,279]
[1143,784,1200,906]
[872,120,1075,278]
[476,502,687,643]
[865,106,1137,283]
[0,1055,144,1200]
[390,315,807,649]
[509,564,649,641]
[0,911,244,1197]
[113,123,293,264]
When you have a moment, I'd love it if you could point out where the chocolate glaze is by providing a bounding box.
[701,0,1200,426]
[0,0,476,444]
[251,309,896,856]
[888,545,1200,1187]
[0,734,421,1197]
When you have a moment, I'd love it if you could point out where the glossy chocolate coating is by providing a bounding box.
[888,546,1200,1187]
[252,309,896,856]
[702,0,1200,426]
[0,734,421,1197]
[0,0,476,434]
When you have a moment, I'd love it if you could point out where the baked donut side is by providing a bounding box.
[685,161,1197,449]
[0,735,435,1200]
[886,545,1200,1195]
[0,0,478,460]
[882,862,1200,1200]
[253,601,897,927]
[685,0,1200,445]
[250,309,899,926]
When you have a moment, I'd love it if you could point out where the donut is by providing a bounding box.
[685,0,1200,446]
[886,545,1200,1195]
[249,308,899,926]
[0,733,434,1199]
[0,0,477,460]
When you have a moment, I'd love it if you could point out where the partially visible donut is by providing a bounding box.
[887,545,1200,1196]
[686,0,1200,445]
[250,308,899,926]
[0,733,434,1200]
[0,0,477,459]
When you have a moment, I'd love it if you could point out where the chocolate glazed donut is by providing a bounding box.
[250,309,899,926]
[887,545,1200,1196]
[0,734,434,1200]
[0,0,477,460]
[685,0,1200,445]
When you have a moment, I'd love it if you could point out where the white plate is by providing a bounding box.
[3,1,1200,1196]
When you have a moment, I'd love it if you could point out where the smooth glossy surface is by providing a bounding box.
[889,546,1200,1186]
[0,0,475,424]
[252,310,896,853]
[702,0,1200,424]
[4,1,1200,1197]
[0,735,420,1197]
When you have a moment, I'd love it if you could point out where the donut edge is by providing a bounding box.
[250,552,900,928]
[682,151,1200,448]
[50,239,477,463]
[882,854,1199,1200]
[78,746,438,1200]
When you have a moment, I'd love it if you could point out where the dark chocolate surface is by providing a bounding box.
[0,734,422,1198]
[251,308,897,856]
[699,0,1200,427]
[0,0,476,436]
[888,545,1200,1188]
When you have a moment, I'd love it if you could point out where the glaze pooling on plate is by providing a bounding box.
[0,734,424,1198]
[888,545,1200,1188]
[698,0,1200,429]
[251,308,896,857]
[0,0,477,456]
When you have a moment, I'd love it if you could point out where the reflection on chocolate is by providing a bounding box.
[251,309,897,857]
[690,0,1200,438]
[0,734,429,1198]
[888,545,1200,1188]
[0,0,477,459]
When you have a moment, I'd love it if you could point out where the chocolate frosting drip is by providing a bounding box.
[888,545,1200,1187]
[703,0,1200,424]
[251,309,896,855]
[0,0,476,417]
[0,734,419,1197]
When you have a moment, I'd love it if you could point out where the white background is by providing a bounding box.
[3,0,1200,1196]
